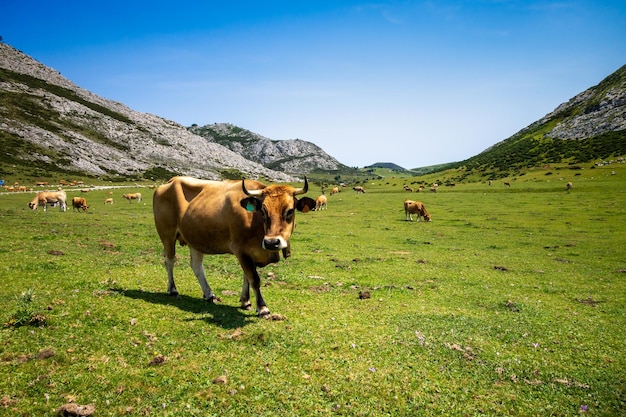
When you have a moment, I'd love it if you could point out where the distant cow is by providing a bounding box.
[72,197,88,212]
[315,194,327,211]
[104,198,113,204]
[353,186,365,194]
[153,176,312,316]
[122,193,142,203]
[429,187,437,193]
[404,199,432,222]
[566,181,573,191]
[504,182,510,187]
[28,191,67,212]
[330,187,340,195]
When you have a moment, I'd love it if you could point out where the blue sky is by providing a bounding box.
[2,1,625,168]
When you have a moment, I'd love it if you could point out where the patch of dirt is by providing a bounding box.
[576,297,604,307]
[310,285,330,293]
[47,250,64,256]
[57,403,95,416]
[99,240,116,250]
[504,300,521,312]
[264,313,286,321]
[148,354,166,366]
[213,375,228,384]
[0,395,17,408]
[37,348,55,360]
[445,343,476,361]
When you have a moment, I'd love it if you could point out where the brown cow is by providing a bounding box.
[153,176,312,316]
[566,181,573,191]
[404,199,431,222]
[315,194,327,211]
[28,191,67,212]
[104,198,114,204]
[353,186,366,194]
[122,193,142,203]
[72,197,88,212]
[330,187,340,195]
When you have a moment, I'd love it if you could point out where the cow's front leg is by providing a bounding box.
[239,256,269,316]
[189,248,217,301]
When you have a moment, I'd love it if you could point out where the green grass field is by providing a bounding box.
[1,164,625,416]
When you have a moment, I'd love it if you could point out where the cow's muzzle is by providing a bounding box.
[263,236,287,251]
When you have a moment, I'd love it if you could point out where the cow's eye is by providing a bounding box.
[285,208,295,223]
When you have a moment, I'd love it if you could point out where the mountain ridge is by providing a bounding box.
[0,42,308,182]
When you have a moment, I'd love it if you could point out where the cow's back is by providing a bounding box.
[153,177,261,254]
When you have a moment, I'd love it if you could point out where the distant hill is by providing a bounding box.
[365,162,407,171]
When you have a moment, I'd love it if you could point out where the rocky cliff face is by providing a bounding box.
[0,43,296,181]
[535,65,626,141]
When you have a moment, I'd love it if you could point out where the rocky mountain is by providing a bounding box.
[188,123,348,173]
[456,64,626,177]
[0,42,312,182]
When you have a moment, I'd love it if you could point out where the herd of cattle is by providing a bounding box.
[19,176,574,316]
[25,190,144,212]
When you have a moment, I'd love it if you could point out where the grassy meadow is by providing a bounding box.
[0,164,625,416]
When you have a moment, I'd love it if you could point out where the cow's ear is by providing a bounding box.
[240,197,262,212]
[296,196,316,213]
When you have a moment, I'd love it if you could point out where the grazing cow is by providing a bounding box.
[330,187,340,195]
[104,198,113,204]
[429,187,437,193]
[404,199,432,222]
[566,181,573,191]
[122,193,142,203]
[353,186,366,194]
[315,194,328,211]
[153,176,312,316]
[28,191,67,212]
[503,182,510,187]
[72,197,89,212]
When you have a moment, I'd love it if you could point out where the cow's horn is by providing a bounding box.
[294,176,308,195]
[242,179,263,197]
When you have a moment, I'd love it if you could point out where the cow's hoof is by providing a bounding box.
[168,290,179,297]
[258,307,271,317]
[241,302,252,310]
[205,295,221,303]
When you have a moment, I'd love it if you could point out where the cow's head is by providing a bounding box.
[28,202,38,210]
[241,177,309,256]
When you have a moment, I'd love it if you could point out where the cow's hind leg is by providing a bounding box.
[162,239,179,296]
[189,247,217,301]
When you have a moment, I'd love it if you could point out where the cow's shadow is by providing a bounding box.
[118,289,254,329]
